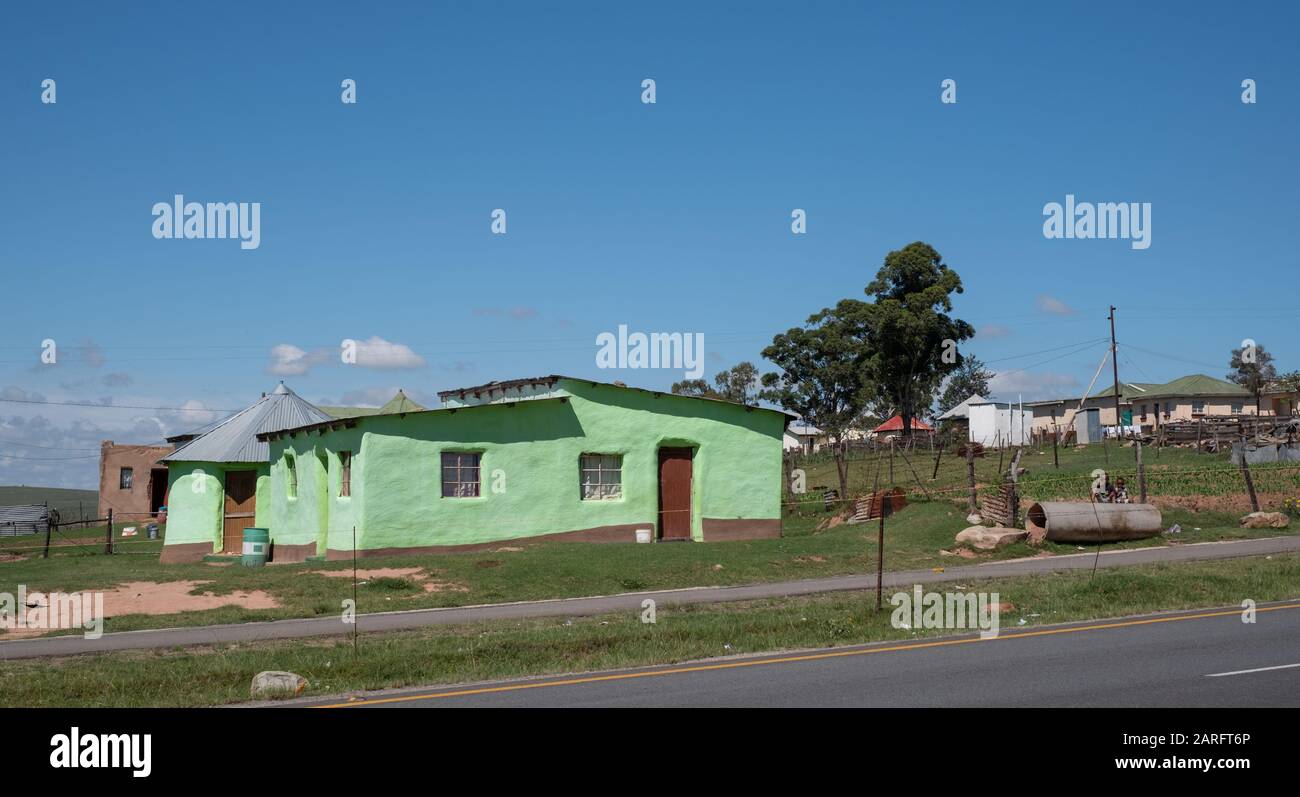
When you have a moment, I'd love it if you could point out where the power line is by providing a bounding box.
[0,438,101,451]
[0,397,239,412]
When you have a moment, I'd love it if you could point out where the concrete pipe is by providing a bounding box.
[1024,501,1163,544]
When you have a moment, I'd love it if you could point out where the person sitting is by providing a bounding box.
[1113,477,1131,504]
[1092,471,1111,503]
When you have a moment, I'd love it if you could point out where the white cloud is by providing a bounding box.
[1035,295,1077,316]
[268,337,425,375]
[266,344,333,376]
[988,370,1081,402]
[350,336,426,370]
[977,324,1011,339]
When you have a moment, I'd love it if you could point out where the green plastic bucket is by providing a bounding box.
[242,527,270,567]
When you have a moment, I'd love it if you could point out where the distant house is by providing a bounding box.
[967,401,1032,446]
[935,394,987,435]
[97,442,172,521]
[783,421,826,454]
[1027,374,1256,435]
[872,414,932,440]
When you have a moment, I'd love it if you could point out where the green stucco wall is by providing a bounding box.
[164,462,269,554]
[265,379,784,554]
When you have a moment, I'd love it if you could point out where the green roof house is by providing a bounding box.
[1025,373,1256,435]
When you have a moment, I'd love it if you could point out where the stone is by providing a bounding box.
[966,513,982,525]
[955,526,1028,551]
[1239,511,1290,529]
[251,670,308,699]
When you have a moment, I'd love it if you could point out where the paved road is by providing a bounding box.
[3,535,1298,660]
[306,600,1300,708]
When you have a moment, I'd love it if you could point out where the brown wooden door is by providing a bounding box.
[222,470,257,553]
[658,448,693,541]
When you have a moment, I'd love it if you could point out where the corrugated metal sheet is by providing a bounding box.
[161,383,331,464]
[0,504,49,536]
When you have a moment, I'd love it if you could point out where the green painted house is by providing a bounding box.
[251,376,789,562]
[159,383,335,563]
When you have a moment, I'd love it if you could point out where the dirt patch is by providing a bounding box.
[493,546,525,552]
[205,560,234,567]
[309,567,426,580]
[0,552,26,563]
[1,580,280,639]
[420,581,470,594]
[100,580,280,615]
[793,555,828,564]
[474,560,501,569]
[1150,492,1291,514]
[307,567,468,596]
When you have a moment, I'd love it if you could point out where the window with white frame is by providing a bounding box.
[1192,400,1206,415]
[119,467,133,490]
[580,454,623,500]
[441,452,481,498]
[1231,402,1243,414]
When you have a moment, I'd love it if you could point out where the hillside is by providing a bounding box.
[0,485,99,519]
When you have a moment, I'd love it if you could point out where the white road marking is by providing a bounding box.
[1206,662,1300,678]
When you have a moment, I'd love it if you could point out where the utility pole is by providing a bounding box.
[1109,306,1123,441]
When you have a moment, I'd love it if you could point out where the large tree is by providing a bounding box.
[671,362,759,403]
[1227,342,1277,413]
[937,355,994,414]
[760,305,874,500]
[855,242,974,439]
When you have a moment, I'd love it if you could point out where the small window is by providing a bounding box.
[580,454,623,500]
[1163,402,1172,418]
[441,452,481,497]
[1192,400,1206,415]
[1138,404,1147,420]
[119,467,133,490]
[339,451,352,497]
[1231,402,1243,415]
[285,453,298,499]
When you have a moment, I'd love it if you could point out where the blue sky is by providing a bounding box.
[2,1,1297,486]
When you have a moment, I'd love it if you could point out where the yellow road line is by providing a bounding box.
[313,601,1300,708]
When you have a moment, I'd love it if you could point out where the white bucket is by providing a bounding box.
[635,528,652,544]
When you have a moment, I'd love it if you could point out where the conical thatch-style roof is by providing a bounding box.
[378,389,425,414]
[161,383,332,464]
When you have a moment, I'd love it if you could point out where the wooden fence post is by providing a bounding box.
[1008,449,1023,528]
[1238,436,1260,512]
[104,507,113,555]
[965,443,978,515]
[1136,438,1147,503]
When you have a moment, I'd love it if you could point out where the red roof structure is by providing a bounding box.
[872,414,933,433]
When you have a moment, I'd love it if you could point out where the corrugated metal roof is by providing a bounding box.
[873,414,932,432]
[161,383,331,464]
[0,504,50,536]
[937,394,988,420]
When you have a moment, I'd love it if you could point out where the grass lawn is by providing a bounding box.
[2,499,1287,639]
[1,443,1294,638]
[2,552,1296,707]
[794,440,1300,506]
